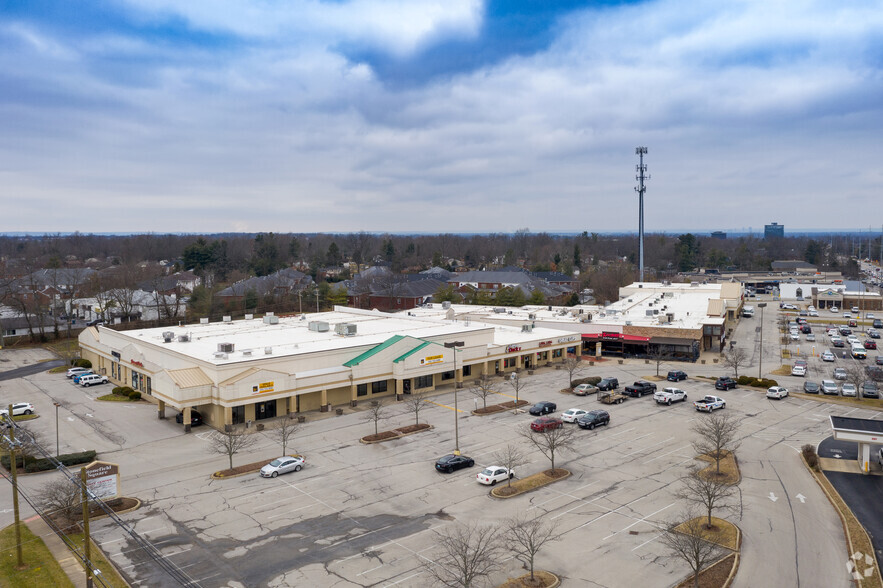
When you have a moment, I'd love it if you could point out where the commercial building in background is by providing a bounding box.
[77,307,581,431]
[710,231,727,240]
[764,222,785,239]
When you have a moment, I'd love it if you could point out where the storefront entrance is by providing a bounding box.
[255,400,276,420]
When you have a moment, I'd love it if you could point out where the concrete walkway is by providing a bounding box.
[24,515,87,586]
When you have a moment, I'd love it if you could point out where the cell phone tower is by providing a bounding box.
[635,147,649,282]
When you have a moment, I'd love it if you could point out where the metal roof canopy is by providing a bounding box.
[830,416,883,474]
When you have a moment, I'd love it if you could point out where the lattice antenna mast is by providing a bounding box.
[635,147,649,282]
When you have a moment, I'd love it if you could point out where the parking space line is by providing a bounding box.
[384,571,424,587]
[632,531,665,551]
[574,496,647,531]
[622,436,675,458]
[608,427,636,438]
[602,502,676,540]
[549,493,610,520]
[646,445,691,463]
[266,503,315,520]
[321,524,394,550]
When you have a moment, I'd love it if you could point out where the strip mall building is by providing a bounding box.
[78,307,581,431]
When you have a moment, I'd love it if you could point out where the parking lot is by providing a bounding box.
[2,305,879,587]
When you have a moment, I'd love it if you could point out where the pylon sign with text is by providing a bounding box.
[84,461,121,500]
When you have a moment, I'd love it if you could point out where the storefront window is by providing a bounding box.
[553,349,563,358]
[357,383,368,397]
[503,358,516,368]
[441,371,455,381]
[415,375,433,389]
[146,377,152,396]
[372,380,388,394]
[255,400,276,420]
[463,365,472,376]
[131,371,138,388]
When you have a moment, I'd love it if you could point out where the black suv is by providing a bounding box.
[577,410,610,430]
[874,319,883,329]
[528,401,557,416]
[175,410,202,426]
[667,370,688,382]
[597,378,619,391]
[715,377,738,391]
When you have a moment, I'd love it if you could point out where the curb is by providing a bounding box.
[212,454,306,479]
[490,469,572,499]
[360,424,434,444]
[91,497,142,520]
[498,570,561,588]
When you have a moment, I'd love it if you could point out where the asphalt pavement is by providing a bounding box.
[0,359,65,381]
[826,472,883,569]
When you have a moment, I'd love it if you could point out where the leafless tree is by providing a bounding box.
[405,391,430,426]
[363,399,387,437]
[563,356,585,387]
[470,374,496,410]
[492,444,527,489]
[520,424,576,475]
[681,466,737,529]
[691,412,741,477]
[843,361,870,398]
[721,347,748,378]
[274,417,300,456]
[651,345,671,377]
[36,478,82,529]
[207,429,259,471]
[507,371,527,405]
[504,514,560,584]
[426,522,501,588]
[659,508,727,588]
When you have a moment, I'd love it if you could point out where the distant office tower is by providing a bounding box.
[764,222,784,239]
[711,231,727,240]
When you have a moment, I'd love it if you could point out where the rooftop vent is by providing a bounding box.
[645,310,654,316]
[213,352,228,359]
[218,342,234,353]
[494,308,506,313]
[245,314,253,320]
[309,321,329,332]
[521,324,533,333]
[442,301,451,309]
[241,349,252,356]
[528,313,536,320]
[223,316,232,322]
[625,321,633,326]
[200,318,209,324]
[266,311,274,316]
[162,331,174,343]
[178,334,190,343]
[335,323,357,336]
[264,346,273,355]
[263,315,279,325]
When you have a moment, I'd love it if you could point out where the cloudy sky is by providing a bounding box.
[1,0,882,234]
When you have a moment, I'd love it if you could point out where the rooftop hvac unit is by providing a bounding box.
[241,349,252,356]
[667,313,675,322]
[548,305,553,311]
[213,352,228,359]
[309,321,329,332]
[264,347,273,355]
[266,311,275,316]
[218,342,234,353]
[263,315,279,325]
[245,314,253,320]
[442,301,451,309]
[645,310,654,316]
[528,313,536,320]
[521,324,533,332]
[628,298,633,302]
[335,323,357,336]
[162,331,174,343]
[200,318,209,324]
[178,334,190,342]
[653,309,659,315]
[223,316,232,322]
[625,321,632,326]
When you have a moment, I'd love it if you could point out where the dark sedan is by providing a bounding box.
[435,454,475,473]
[577,410,610,430]
[530,416,563,432]
[175,410,203,426]
[802,381,820,394]
[715,377,738,390]
[528,401,557,416]
[667,370,688,382]
[862,382,879,399]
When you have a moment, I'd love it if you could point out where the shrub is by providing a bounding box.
[802,444,819,470]
[120,387,135,396]
[2,450,97,473]
[737,376,753,386]
[112,386,125,395]
[128,391,141,401]
[74,358,92,369]
[759,378,778,388]
[571,376,602,387]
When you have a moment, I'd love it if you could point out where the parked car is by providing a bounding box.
[531,416,563,432]
[577,410,610,430]
[803,381,820,394]
[528,401,557,416]
[66,367,90,378]
[821,380,839,395]
[801,325,811,334]
[476,466,514,486]
[806,333,816,342]
[175,410,203,426]
[821,350,836,362]
[809,310,819,317]
[841,383,857,397]
[572,383,598,396]
[791,365,806,377]
[72,371,95,384]
[0,403,35,417]
[596,378,619,391]
[654,387,687,405]
[868,328,880,339]
[874,319,883,329]
[666,370,688,382]
[85,319,105,327]
[715,377,738,391]
[833,368,848,380]
[260,455,305,478]
[766,386,789,400]
[694,395,726,412]
[830,306,840,313]
[79,374,108,387]
[865,340,877,350]
[789,332,800,341]
[435,454,475,473]
[561,408,588,423]
[862,381,879,399]
[877,355,883,365]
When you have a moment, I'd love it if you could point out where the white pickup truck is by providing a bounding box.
[654,387,687,405]
[693,395,726,412]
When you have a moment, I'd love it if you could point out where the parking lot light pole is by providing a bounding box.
[54,402,61,457]
[445,341,465,455]
[758,303,767,378]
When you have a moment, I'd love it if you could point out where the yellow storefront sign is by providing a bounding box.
[421,354,444,366]
[252,381,275,394]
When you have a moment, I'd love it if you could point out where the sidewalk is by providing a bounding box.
[24,515,87,586]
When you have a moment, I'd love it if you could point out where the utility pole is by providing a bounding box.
[635,147,649,282]
[81,467,94,588]
[6,408,24,569]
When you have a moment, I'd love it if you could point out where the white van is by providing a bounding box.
[851,344,867,360]
[79,374,108,387]
[742,306,754,318]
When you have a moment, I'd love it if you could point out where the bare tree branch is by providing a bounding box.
[563,356,585,387]
[207,429,259,470]
[504,514,560,582]
[363,399,387,437]
[426,522,501,588]
[274,417,300,456]
[659,508,728,588]
[520,424,576,474]
[681,466,737,529]
[492,444,527,489]
[721,347,749,378]
[691,412,741,477]
[470,374,496,410]
[405,391,430,426]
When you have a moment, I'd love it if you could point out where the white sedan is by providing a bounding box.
[0,403,35,417]
[766,386,789,399]
[259,455,305,478]
[476,466,514,485]
[561,408,588,423]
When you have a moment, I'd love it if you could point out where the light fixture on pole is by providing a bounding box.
[757,302,767,378]
[54,402,61,457]
[445,341,465,455]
